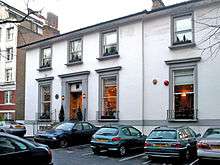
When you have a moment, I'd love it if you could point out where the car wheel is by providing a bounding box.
[118,145,126,157]
[60,139,68,148]
[0,129,4,132]
[92,148,100,155]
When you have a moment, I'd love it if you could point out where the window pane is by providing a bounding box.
[175,31,192,43]
[42,86,50,101]
[41,47,52,67]
[0,137,16,154]
[174,69,193,85]
[101,76,118,119]
[175,17,192,32]
[104,32,117,45]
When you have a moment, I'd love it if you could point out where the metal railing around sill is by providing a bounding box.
[167,109,198,121]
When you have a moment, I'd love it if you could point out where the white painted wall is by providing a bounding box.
[25,22,144,125]
[143,2,220,121]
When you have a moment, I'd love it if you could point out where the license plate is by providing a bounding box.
[211,145,220,150]
[96,139,108,142]
[154,144,167,147]
[15,125,23,128]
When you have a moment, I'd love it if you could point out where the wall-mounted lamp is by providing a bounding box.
[61,95,65,101]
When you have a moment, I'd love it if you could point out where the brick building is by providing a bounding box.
[0,1,59,121]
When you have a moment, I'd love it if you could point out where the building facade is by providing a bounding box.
[23,0,220,135]
[0,1,59,121]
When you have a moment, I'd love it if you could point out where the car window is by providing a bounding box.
[82,123,93,130]
[0,121,5,127]
[0,137,16,154]
[203,128,220,139]
[129,127,141,137]
[55,123,75,131]
[121,128,130,136]
[178,130,189,139]
[188,127,196,137]
[74,123,83,131]
[96,128,119,136]
[10,139,28,150]
[184,128,193,138]
[148,130,177,139]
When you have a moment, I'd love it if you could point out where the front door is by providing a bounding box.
[69,91,82,120]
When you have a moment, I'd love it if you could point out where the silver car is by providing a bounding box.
[0,121,26,137]
[197,128,220,160]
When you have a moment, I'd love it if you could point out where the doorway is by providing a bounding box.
[69,83,83,120]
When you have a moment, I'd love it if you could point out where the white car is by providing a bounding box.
[0,120,26,137]
[197,128,220,161]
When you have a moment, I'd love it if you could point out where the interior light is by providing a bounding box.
[181,92,187,97]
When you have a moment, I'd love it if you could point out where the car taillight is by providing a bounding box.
[112,137,121,141]
[171,142,182,148]
[144,141,152,147]
[197,142,210,149]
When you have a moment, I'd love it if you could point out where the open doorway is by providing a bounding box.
[69,83,83,121]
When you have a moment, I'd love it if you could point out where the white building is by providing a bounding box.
[22,0,220,135]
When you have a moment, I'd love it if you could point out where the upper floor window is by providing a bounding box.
[173,14,193,45]
[6,27,14,41]
[5,68,12,82]
[101,30,118,57]
[4,91,13,104]
[6,48,13,61]
[40,47,52,68]
[68,39,82,63]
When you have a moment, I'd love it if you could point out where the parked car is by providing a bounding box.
[197,127,220,161]
[0,132,53,165]
[34,121,98,148]
[144,126,200,161]
[0,120,26,137]
[90,125,146,156]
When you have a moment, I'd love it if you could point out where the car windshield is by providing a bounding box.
[96,127,119,136]
[203,128,220,139]
[55,123,75,131]
[148,130,177,139]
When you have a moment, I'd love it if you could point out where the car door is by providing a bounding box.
[121,127,133,150]
[184,128,197,149]
[82,122,95,143]
[128,127,145,150]
[0,136,31,164]
[71,123,83,144]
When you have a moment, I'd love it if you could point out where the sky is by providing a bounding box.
[3,0,187,33]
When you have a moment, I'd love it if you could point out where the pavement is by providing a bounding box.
[52,144,201,165]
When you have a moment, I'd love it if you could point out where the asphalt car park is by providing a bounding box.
[52,143,201,165]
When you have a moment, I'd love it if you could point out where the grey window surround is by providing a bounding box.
[96,66,121,122]
[67,38,83,66]
[99,28,120,60]
[39,46,53,71]
[37,78,53,122]
[170,12,195,50]
[166,57,200,122]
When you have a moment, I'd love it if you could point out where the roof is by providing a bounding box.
[18,0,217,49]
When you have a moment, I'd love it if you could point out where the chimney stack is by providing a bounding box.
[152,0,165,10]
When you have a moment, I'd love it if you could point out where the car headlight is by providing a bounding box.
[52,137,57,140]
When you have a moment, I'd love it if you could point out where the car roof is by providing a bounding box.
[154,126,189,131]
[102,124,133,128]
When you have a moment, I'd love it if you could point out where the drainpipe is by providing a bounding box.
[141,20,145,133]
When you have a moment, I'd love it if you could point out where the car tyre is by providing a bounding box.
[92,148,100,155]
[60,139,68,148]
[118,145,126,157]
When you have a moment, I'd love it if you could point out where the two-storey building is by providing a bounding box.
[21,0,220,135]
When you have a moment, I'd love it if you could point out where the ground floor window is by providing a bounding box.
[0,112,14,121]
[173,69,195,119]
[100,75,118,120]
[39,85,51,120]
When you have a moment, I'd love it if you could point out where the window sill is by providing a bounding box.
[37,67,52,72]
[167,119,198,122]
[65,61,83,66]
[169,43,196,50]
[98,119,119,122]
[97,54,120,61]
